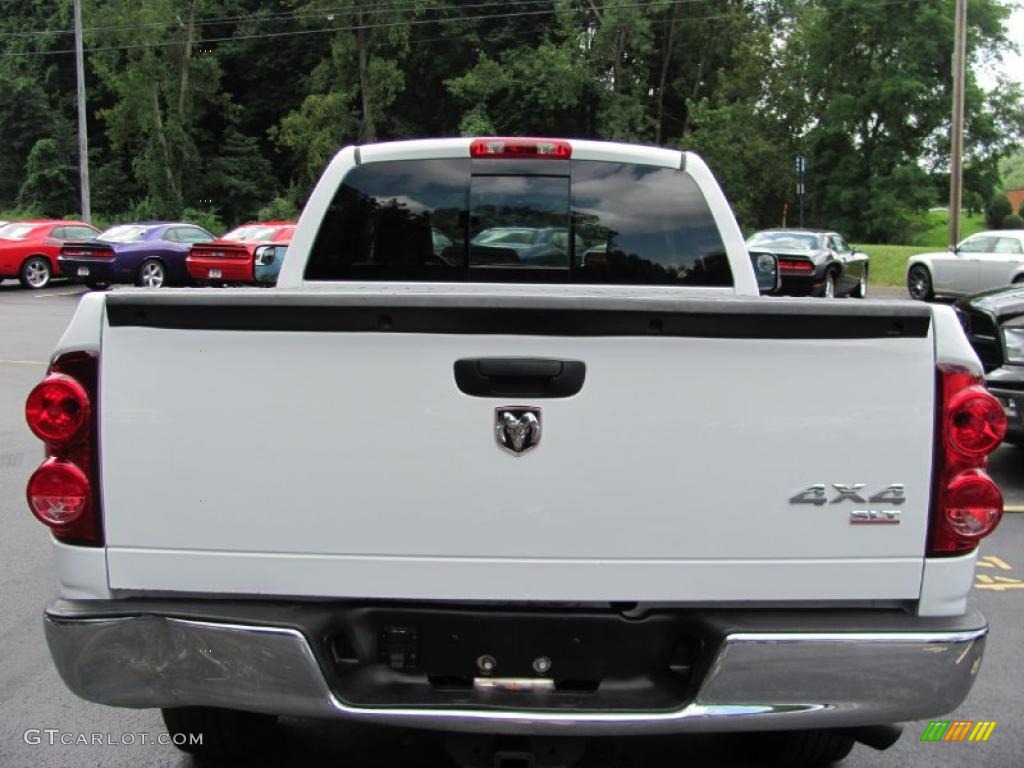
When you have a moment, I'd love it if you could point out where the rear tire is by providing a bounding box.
[19,256,51,289]
[756,729,856,767]
[907,265,933,301]
[161,706,278,758]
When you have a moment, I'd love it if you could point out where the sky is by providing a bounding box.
[978,2,1023,88]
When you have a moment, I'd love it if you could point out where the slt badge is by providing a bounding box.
[495,407,541,456]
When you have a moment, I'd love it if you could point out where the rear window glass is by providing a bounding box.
[273,226,296,243]
[305,158,731,286]
[747,231,821,250]
[0,223,39,239]
[98,225,150,243]
[224,225,281,242]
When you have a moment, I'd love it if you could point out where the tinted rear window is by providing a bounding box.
[305,158,730,286]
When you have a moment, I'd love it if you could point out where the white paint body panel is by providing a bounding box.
[100,324,936,600]
[53,538,111,600]
[917,552,978,617]
[45,139,986,613]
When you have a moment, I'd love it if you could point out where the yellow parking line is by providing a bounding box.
[983,555,1013,571]
[1004,505,1024,513]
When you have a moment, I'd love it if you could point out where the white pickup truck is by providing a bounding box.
[28,138,1006,766]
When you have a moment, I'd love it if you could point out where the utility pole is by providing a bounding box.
[73,0,91,223]
[948,0,967,247]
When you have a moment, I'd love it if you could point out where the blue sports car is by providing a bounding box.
[58,221,215,288]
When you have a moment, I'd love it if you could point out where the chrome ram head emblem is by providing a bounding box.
[495,407,542,456]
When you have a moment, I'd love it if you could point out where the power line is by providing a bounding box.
[0,0,922,59]
[0,0,558,39]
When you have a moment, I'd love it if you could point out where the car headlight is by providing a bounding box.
[756,252,777,275]
[1003,327,1024,364]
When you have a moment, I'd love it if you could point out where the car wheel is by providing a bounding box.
[19,256,51,289]
[851,267,868,298]
[755,729,856,767]
[161,706,278,758]
[85,281,109,290]
[823,270,837,298]
[907,265,934,301]
[137,259,166,288]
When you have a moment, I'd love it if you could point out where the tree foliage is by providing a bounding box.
[986,194,1012,227]
[0,0,1021,240]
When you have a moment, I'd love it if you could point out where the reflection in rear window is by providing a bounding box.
[469,175,570,269]
[98,225,150,243]
[305,157,730,286]
[224,225,281,242]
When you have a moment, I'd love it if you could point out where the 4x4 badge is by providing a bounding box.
[789,483,906,505]
[495,407,541,456]
[790,483,905,525]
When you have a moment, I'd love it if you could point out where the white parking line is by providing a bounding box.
[34,290,86,298]
[0,359,46,365]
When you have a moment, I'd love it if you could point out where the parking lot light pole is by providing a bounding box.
[948,0,967,248]
[74,0,91,224]
[796,155,806,228]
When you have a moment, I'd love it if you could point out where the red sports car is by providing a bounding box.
[186,221,296,285]
[0,220,100,289]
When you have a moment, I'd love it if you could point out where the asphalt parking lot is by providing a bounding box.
[1,282,1022,767]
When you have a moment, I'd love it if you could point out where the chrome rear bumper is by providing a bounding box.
[44,601,987,736]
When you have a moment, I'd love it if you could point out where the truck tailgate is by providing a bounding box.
[99,291,936,602]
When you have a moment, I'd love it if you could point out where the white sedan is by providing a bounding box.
[907,230,1024,300]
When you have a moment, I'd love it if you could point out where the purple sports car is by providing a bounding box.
[58,221,215,288]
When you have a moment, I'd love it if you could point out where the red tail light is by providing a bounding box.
[778,259,814,272]
[25,374,90,445]
[930,368,1006,555]
[190,245,249,259]
[61,246,114,259]
[945,385,1006,456]
[470,138,572,159]
[24,351,102,545]
[27,459,90,528]
[943,470,1003,539]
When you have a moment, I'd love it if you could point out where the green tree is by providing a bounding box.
[1000,152,1024,192]
[273,0,425,186]
[257,196,299,221]
[88,0,224,217]
[684,9,800,229]
[0,1,78,210]
[791,0,1020,241]
[447,44,589,137]
[986,194,1012,227]
[17,135,79,217]
[202,125,276,225]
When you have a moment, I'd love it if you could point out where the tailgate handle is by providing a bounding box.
[454,358,586,398]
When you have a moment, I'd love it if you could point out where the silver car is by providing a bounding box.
[907,230,1024,300]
